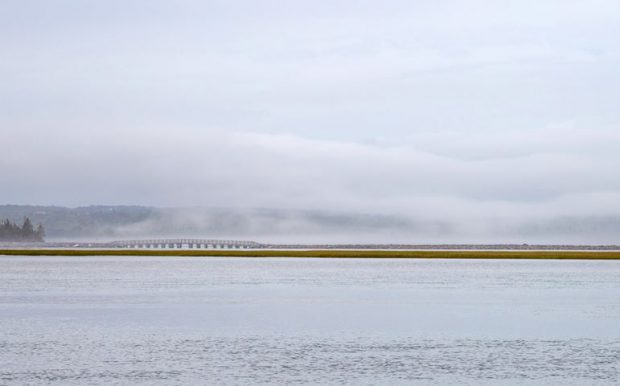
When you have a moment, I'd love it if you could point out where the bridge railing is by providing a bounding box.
[104,239,264,249]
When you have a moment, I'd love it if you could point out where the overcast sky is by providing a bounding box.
[2,1,620,242]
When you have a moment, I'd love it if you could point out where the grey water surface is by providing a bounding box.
[1,256,619,385]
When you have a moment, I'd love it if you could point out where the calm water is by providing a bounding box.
[1,256,619,385]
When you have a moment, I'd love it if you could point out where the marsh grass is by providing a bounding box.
[1,249,620,259]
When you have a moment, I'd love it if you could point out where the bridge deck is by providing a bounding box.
[105,239,262,249]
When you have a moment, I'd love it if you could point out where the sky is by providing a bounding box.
[2,0,620,242]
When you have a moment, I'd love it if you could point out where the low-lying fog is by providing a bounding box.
[2,205,619,245]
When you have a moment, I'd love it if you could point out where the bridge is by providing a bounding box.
[105,239,263,249]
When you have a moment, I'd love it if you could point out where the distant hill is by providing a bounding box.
[0,205,419,242]
[0,205,154,239]
[1,205,619,244]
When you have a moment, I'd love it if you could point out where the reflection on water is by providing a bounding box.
[1,256,619,385]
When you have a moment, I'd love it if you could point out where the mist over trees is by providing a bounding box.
[0,217,45,242]
[1,205,620,244]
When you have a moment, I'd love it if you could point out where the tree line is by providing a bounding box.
[0,217,45,242]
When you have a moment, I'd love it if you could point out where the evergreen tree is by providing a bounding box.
[0,217,45,242]
[21,217,34,239]
[35,224,45,242]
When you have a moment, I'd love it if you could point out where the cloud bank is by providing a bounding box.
[1,0,619,242]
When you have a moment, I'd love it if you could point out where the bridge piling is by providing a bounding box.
[106,238,261,250]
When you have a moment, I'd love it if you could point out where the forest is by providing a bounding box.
[0,217,45,242]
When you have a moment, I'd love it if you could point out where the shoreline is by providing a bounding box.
[2,249,620,259]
